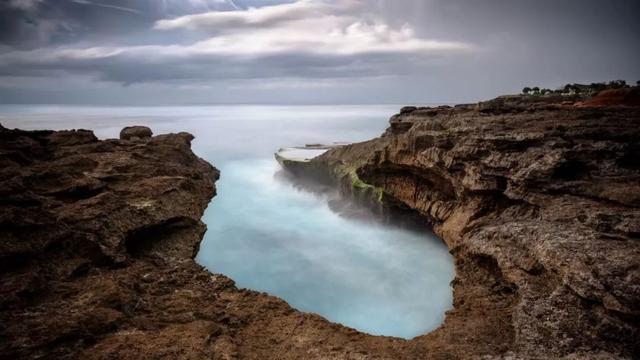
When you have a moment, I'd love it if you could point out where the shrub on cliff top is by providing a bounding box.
[522,80,633,97]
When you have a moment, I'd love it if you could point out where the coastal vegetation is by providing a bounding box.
[522,80,633,96]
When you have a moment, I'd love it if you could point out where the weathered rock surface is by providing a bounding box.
[0,125,407,360]
[120,126,153,141]
[0,125,220,357]
[293,94,640,358]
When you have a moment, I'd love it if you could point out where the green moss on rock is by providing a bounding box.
[345,169,384,205]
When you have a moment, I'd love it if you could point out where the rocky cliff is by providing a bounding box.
[0,126,222,358]
[2,89,639,359]
[294,93,640,358]
[0,125,416,360]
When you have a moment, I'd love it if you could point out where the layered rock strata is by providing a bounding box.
[288,95,640,358]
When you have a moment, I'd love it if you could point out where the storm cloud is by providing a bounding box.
[0,0,638,104]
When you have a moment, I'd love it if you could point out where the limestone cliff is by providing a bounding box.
[297,93,640,358]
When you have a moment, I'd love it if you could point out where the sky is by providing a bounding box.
[0,0,638,105]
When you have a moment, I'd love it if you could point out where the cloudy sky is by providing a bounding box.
[0,0,638,104]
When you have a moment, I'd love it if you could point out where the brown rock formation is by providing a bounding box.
[0,125,404,360]
[2,89,639,360]
[120,125,153,140]
[298,96,640,358]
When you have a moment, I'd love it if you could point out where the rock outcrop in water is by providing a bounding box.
[2,87,639,359]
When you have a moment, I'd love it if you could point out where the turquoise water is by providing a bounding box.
[0,105,455,339]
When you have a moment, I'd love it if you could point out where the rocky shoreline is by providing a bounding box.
[281,90,640,358]
[0,124,404,359]
[2,88,639,359]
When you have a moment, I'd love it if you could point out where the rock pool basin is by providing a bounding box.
[1,104,456,340]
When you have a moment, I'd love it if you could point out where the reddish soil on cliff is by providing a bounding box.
[577,87,640,107]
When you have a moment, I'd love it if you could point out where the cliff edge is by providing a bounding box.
[296,95,640,358]
[0,126,227,358]
[0,125,406,360]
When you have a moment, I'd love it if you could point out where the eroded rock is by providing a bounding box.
[120,126,153,141]
[300,95,640,358]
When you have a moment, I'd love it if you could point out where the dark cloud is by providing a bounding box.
[0,0,638,104]
[0,45,462,85]
[0,0,244,49]
[0,0,472,86]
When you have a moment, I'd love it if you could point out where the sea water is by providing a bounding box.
[0,104,455,339]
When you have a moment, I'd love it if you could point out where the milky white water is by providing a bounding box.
[0,104,455,339]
